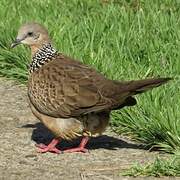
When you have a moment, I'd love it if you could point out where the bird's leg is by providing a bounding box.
[63,136,89,153]
[35,138,61,154]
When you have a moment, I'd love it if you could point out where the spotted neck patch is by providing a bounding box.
[29,43,57,73]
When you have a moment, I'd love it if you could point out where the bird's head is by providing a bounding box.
[11,22,51,54]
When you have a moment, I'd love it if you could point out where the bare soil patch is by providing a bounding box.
[0,78,174,180]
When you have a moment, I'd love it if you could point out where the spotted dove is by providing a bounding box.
[11,22,171,153]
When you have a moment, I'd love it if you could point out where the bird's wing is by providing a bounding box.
[29,53,170,118]
[28,54,124,118]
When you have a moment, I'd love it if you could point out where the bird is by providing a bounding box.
[11,22,171,154]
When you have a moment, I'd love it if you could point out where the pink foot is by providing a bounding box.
[63,136,89,153]
[35,139,61,154]
[35,143,47,149]
[63,147,88,153]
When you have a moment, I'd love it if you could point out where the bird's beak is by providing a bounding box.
[11,38,24,48]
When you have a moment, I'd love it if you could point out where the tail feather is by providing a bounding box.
[111,77,172,111]
[122,77,172,94]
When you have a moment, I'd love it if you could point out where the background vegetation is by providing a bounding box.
[0,0,179,176]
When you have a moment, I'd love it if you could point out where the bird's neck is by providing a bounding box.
[29,43,57,73]
[31,45,43,56]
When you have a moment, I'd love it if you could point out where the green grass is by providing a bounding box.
[0,0,179,157]
[122,155,180,177]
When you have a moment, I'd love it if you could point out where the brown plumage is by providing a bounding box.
[11,22,171,153]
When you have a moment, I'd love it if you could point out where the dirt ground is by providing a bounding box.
[0,78,177,180]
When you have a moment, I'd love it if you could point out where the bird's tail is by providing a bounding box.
[121,77,172,94]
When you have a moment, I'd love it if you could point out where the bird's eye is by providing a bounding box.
[27,32,33,36]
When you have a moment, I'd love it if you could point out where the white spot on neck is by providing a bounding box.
[29,43,57,73]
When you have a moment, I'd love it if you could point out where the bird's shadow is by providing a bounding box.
[22,122,147,150]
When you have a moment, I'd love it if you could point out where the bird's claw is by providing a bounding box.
[63,147,88,153]
[36,143,61,154]
[35,143,47,149]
